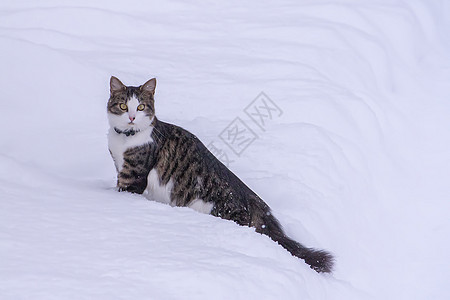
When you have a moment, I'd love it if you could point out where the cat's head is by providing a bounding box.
[107,76,156,132]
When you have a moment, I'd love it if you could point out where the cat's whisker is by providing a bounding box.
[152,126,166,139]
[151,128,163,145]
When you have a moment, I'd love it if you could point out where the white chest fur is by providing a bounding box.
[107,127,154,172]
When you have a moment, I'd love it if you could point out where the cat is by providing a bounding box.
[107,76,334,273]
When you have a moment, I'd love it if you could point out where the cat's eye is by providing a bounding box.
[137,104,145,111]
[119,103,128,111]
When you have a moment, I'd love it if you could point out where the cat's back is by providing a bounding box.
[153,119,257,201]
[152,119,213,161]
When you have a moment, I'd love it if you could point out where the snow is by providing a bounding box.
[1,0,449,299]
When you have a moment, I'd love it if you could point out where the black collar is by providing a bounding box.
[114,127,140,137]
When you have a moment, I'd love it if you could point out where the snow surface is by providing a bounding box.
[1,1,449,299]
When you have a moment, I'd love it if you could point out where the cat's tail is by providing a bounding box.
[272,232,334,273]
[256,210,334,273]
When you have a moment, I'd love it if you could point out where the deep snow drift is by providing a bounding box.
[1,1,449,299]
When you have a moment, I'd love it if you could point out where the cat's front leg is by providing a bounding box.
[116,144,153,194]
[117,170,148,194]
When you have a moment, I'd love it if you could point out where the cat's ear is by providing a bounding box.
[141,78,156,94]
[110,76,126,94]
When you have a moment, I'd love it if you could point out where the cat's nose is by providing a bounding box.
[129,116,135,122]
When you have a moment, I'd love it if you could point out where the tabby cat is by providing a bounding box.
[107,76,334,273]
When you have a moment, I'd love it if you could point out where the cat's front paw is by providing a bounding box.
[117,176,146,194]
[117,182,129,192]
